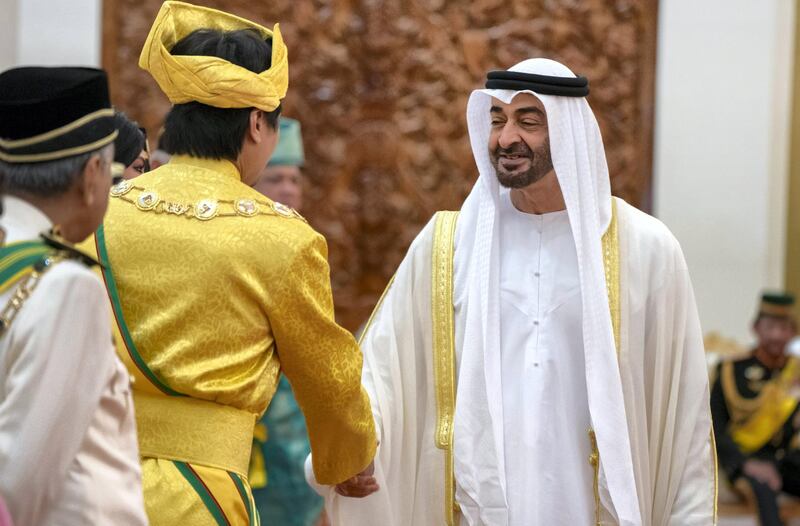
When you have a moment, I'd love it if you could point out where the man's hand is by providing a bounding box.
[334,461,379,498]
[743,459,783,492]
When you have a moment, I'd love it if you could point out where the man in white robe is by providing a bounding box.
[309,58,716,525]
[0,67,147,526]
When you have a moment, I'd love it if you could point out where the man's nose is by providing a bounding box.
[498,122,522,149]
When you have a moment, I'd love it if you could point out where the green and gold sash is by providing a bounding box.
[725,358,800,453]
[88,225,183,397]
[0,240,50,293]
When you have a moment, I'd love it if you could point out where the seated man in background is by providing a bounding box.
[711,292,800,526]
[249,117,327,526]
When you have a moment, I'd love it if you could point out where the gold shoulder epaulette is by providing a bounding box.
[109,180,307,223]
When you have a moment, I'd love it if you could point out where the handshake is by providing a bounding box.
[305,456,380,499]
[333,461,379,498]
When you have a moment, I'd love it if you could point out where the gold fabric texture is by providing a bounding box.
[139,1,288,112]
[103,155,376,497]
[134,392,255,477]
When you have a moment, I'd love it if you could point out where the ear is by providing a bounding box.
[79,155,103,207]
[248,109,263,144]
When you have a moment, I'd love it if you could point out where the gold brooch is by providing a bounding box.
[136,191,159,210]
[111,180,133,197]
[272,202,294,217]
[235,199,259,217]
[195,199,219,221]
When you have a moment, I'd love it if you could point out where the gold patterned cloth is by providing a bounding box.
[139,1,288,111]
[101,156,375,525]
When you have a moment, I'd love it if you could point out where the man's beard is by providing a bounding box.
[490,138,553,189]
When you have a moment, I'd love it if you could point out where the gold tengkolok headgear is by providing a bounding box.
[139,1,288,112]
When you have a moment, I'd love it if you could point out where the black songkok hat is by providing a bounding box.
[0,67,117,163]
[758,292,795,319]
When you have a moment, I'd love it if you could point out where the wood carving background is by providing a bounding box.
[103,0,658,330]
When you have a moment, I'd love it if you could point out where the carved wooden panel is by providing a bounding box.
[103,0,658,330]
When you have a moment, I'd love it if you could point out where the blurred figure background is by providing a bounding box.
[712,293,800,525]
[253,118,304,209]
[112,110,149,180]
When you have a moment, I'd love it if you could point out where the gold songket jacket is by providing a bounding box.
[91,155,376,526]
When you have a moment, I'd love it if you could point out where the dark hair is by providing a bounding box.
[160,29,281,161]
[112,110,146,167]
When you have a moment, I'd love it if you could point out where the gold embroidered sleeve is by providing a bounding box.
[270,232,377,485]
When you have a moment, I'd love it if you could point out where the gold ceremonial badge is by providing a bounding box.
[111,180,133,197]
[272,202,293,217]
[136,191,159,210]
[195,199,219,221]
[236,199,259,217]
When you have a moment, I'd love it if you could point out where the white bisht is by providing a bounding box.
[308,59,716,526]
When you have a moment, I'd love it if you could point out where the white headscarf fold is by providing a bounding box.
[453,58,641,525]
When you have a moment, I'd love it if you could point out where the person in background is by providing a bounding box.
[112,110,149,179]
[711,292,800,526]
[252,117,303,208]
[249,117,327,526]
[0,66,147,526]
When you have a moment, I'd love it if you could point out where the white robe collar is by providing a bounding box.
[1,196,53,242]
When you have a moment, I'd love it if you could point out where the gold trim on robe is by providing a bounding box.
[429,199,622,525]
[432,211,460,526]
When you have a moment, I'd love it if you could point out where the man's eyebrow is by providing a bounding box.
[490,106,503,113]
[516,107,545,117]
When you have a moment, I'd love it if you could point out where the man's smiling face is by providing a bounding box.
[488,93,554,189]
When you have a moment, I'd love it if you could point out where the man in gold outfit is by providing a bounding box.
[91,3,377,524]
[711,293,800,526]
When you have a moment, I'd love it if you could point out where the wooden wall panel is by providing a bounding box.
[103,0,658,330]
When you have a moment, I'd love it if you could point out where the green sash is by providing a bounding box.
[0,240,50,293]
[92,225,183,396]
